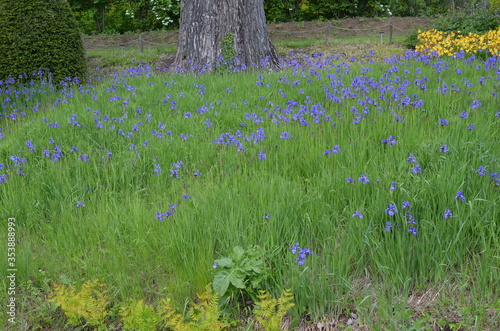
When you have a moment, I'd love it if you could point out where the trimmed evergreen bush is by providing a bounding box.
[0,0,87,84]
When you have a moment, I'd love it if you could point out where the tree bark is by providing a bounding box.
[174,0,279,72]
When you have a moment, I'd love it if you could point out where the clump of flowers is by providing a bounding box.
[416,28,500,56]
[290,243,313,266]
[381,135,396,146]
[155,204,176,221]
[357,174,370,184]
[323,145,340,156]
[169,160,183,178]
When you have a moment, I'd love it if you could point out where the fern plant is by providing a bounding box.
[49,279,109,328]
[160,284,229,330]
[187,284,228,330]
[119,299,161,331]
[159,297,189,330]
[253,289,295,331]
[48,280,231,330]
[119,283,228,330]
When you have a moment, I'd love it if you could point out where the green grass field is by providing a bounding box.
[0,49,499,330]
[84,33,410,75]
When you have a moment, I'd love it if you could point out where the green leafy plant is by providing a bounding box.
[218,32,236,75]
[49,279,109,328]
[18,270,57,330]
[253,289,295,331]
[403,30,421,49]
[437,318,463,330]
[213,246,267,305]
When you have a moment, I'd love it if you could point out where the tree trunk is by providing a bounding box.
[174,0,279,72]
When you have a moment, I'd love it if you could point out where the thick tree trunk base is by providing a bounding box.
[174,0,279,73]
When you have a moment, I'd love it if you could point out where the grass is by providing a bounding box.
[83,31,411,74]
[86,45,176,75]
[0,48,499,330]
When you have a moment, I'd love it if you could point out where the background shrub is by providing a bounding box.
[433,8,500,34]
[403,30,421,49]
[0,0,87,84]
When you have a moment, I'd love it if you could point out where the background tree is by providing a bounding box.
[174,0,279,72]
[264,0,452,21]
[68,0,180,34]
[125,0,180,32]
[65,0,483,35]
[0,0,87,84]
[68,0,110,34]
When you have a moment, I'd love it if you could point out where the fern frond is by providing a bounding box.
[187,284,228,330]
[119,298,160,331]
[277,289,295,317]
[254,289,295,331]
[49,279,109,327]
[159,297,190,331]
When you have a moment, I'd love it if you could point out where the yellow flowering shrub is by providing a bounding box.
[416,28,500,56]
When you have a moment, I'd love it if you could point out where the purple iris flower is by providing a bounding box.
[352,211,363,218]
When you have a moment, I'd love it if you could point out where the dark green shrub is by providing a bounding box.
[433,9,500,34]
[0,0,87,84]
[403,30,420,49]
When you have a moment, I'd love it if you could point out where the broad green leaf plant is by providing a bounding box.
[212,246,267,306]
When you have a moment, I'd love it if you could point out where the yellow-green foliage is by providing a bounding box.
[416,28,500,56]
[49,279,109,327]
[159,297,189,331]
[491,0,500,13]
[160,284,229,330]
[186,284,228,330]
[254,289,295,331]
[119,284,228,331]
[119,299,160,331]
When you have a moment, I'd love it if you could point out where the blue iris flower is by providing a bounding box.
[385,204,397,216]
[352,211,363,218]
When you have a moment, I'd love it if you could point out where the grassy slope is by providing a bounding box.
[0,49,499,329]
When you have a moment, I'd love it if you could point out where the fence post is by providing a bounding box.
[326,22,331,43]
[140,34,144,53]
[389,24,393,45]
